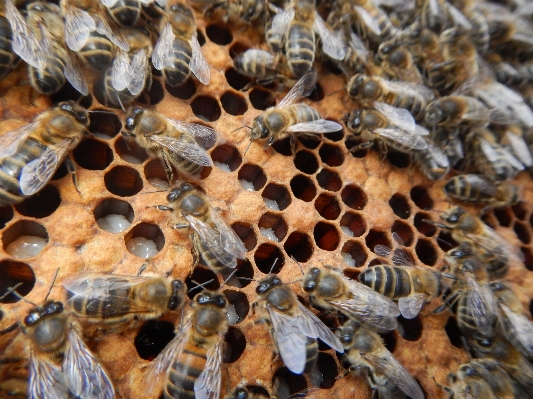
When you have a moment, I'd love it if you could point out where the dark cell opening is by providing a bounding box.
[272,368,307,397]
[185,268,220,300]
[238,164,267,191]
[366,229,391,254]
[368,258,382,266]
[521,246,533,271]
[410,186,434,210]
[341,240,368,267]
[341,184,367,210]
[50,82,92,108]
[191,95,221,122]
[74,139,114,170]
[221,91,248,115]
[340,212,366,237]
[144,159,175,189]
[142,79,164,105]
[249,88,276,110]
[223,327,246,363]
[389,193,411,219]
[258,212,288,242]
[271,137,293,156]
[345,136,368,158]
[294,150,319,174]
[380,331,397,353]
[313,222,340,251]
[166,77,196,100]
[343,268,360,280]
[314,193,341,220]
[211,144,242,172]
[254,243,284,274]
[52,161,68,180]
[387,151,410,168]
[114,136,149,165]
[316,168,342,191]
[284,231,313,262]
[124,223,165,258]
[234,258,254,288]
[0,207,13,229]
[231,222,256,252]
[445,317,463,348]
[512,201,528,220]
[290,175,317,202]
[134,320,175,361]
[299,136,321,149]
[391,220,414,246]
[317,352,338,389]
[319,143,344,167]
[414,212,437,236]
[93,198,135,232]
[307,82,324,101]
[529,299,533,318]
[0,260,35,303]
[397,315,423,341]
[262,183,291,211]
[206,24,233,45]
[225,67,252,91]
[326,130,344,142]
[104,166,143,197]
[229,42,249,59]
[197,29,206,46]
[415,239,438,266]
[437,231,458,252]
[15,185,61,218]
[514,221,530,244]
[88,109,121,139]
[223,290,249,324]
[2,221,48,258]
[494,207,513,228]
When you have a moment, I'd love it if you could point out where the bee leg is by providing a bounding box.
[190,235,201,269]
[263,135,276,149]
[161,152,174,183]
[172,222,190,230]
[349,141,373,153]
[65,156,81,195]
[290,135,297,154]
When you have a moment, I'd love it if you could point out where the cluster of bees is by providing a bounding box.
[0,0,531,397]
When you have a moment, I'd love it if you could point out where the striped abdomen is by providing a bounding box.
[476,144,516,181]
[287,104,320,125]
[286,22,315,78]
[0,137,47,206]
[110,0,141,26]
[193,232,225,272]
[163,341,207,399]
[166,131,204,176]
[385,92,427,122]
[163,37,192,87]
[304,337,318,372]
[359,265,411,300]
[29,47,66,95]
[103,67,137,107]
[446,291,493,341]
[444,175,494,203]
[0,16,16,80]
[79,33,114,71]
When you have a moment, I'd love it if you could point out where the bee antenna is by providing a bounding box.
[0,283,23,301]
[137,263,148,276]
[243,138,254,156]
[285,278,303,285]
[218,269,239,291]
[142,189,168,194]
[188,279,215,293]
[435,235,453,247]
[44,268,59,301]
[236,277,257,282]
[268,258,279,275]
[230,125,249,133]
[290,256,304,276]
[327,85,347,97]
[5,288,38,307]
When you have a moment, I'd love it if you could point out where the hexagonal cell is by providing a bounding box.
[229,42,248,58]
[340,211,366,237]
[223,326,246,363]
[52,162,69,181]
[317,352,338,388]
[512,201,528,220]
[191,95,221,122]
[231,222,256,251]
[185,268,220,299]
[51,83,92,108]
[387,151,410,168]
[316,168,342,191]
[232,258,254,288]
[444,316,464,348]
[410,186,434,210]
[262,183,291,211]
[221,91,248,115]
[258,212,288,242]
[124,223,165,259]
[515,221,531,244]
[205,24,233,45]
[272,368,307,397]
[136,79,164,106]
[249,88,276,110]
[290,174,316,202]
[343,267,360,280]
[272,138,293,156]
[313,222,340,251]
[294,150,319,174]
[326,129,344,142]
[319,143,344,167]
[73,139,114,170]
[341,240,367,267]
[211,144,242,172]
[389,193,411,219]
[104,166,143,197]
[415,238,438,266]
[284,231,313,262]
[0,260,35,303]
[88,109,121,139]
[299,136,321,149]
[223,290,249,324]
[2,221,48,259]
[254,243,284,274]
[196,29,206,46]
[166,77,196,100]
[437,231,458,252]
[144,159,173,190]
[414,212,437,236]
[397,315,423,341]
[134,320,175,360]
[238,163,267,191]
[341,184,367,210]
[308,82,324,101]
[391,220,414,246]
[94,198,134,234]
[345,136,368,158]
[15,186,61,218]
[366,230,392,254]
[314,193,341,220]
[225,67,252,91]
[0,206,14,229]
[368,258,382,267]
[115,136,149,164]
[494,207,513,228]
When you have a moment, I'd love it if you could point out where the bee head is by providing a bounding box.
[348,74,365,97]
[196,291,227,308]
[441,206,464,224]
[250,116,269,141]
[255,274,281,295]
[233,387,249,399]
[23,301,63,327]
[488,281,506,292]
[335,323,358,345]
[59,101,89,126]
[302,267,321,292]
[168,280,185,310]
[346,110,362,133]
[167,182,196,203]
[123,107,144,136]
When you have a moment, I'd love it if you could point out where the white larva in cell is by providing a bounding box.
[341,251,356,267]
[226,303,239,325]
[341,226,354,237]
[239,179,255,191]
[259,227,278,242]
[148,178,171,190]
[97,214,131,233]
[5,236,47,258]
[214,161,231,172]
[126,237,158,258]
[121,154,143,164]
[263,198,280,211]
[93,132,112,140]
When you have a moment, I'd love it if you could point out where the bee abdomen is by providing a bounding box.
[286,24,315,78]
[29,56,66,95]
[304,337,318,373]
[193,232,226,272]
[287,104,320,124]
[167,134,204,176]
[359,265,411,299]
[164,38,192,87]
[79,33,114,71]
[110,0,141,26]
[103,68,136,107]
[0,17,15,80]
[164,348,206,399]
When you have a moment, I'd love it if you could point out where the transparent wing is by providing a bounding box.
[398,293,427,319]
[353,6,381,36]
[194,335,223,399]
[92,6,129,51]
[458,175,497,197]
[479,138,524,170]
[5,0,45,69]
[374,128,428,150]
[501,304,533,357]
[111,48,134,91]
[63,329,115,399]
[350,32,370,61]
[152,23,175,70]
[243,49,275,66]
[373,102,416,133]
[297,302,343,352]
[286,120,343,133]
[128,49,150,96]
[190,33,210,85]
[28,352,69,399]
[101,0,119,6]
[314,15,345,60]
[271,7,294,36]
[20,140,71,196]
[167,120,219,149]
[448,5,472,29]
[425,139,450,168]
[277,72,318,109]
[0,122,37,158]
[465,273,497,333]
[63,4,96,51]
[384,79,435,102]
[149,135,213,167]
[505,131,533,167]
[65,50,89,96]
[210,210,247,259]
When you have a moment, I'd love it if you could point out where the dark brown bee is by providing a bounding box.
[415,137,450,181]
[376,40,423,83]
[442,362,498,399]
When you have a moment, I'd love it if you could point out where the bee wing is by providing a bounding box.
[210,210,247,259]
[65,50,89,96]
[479,138,524,171]
[286,119,343,133]
[277,71,318,108]
[20,139,71,196]
[350,32,370,61]
[364,350,425,399]
[111,48,134,91]
[271,7,295,37]
[384,80,435,102]
[149,135,213,167]
[464,273,498,333]
[92,6,129,51]
[0,122,38,159]
[194,334,223,399]
[500,304,533,357]
[243,49,276,66]
[425,138,450,168]
[5,0,45,69]
[63,3,96,51]
[476,82,533,127]
[373,102,416,133]
[167,120,219,149]
[374,128,428,151]
[28,352,70,399]
[128,49,150,96]
[152,23,175,70]
[505,131,533,167]
[314,15,345,60]
[447,5,472,29]
[398,293,427,319]
[101,0,120,6]
[63,329,115,399]
[353,6,382,36]
[297,301,344,353]
[457,175,498,197]
[190,33,211,85]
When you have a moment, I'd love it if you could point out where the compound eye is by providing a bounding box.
[380,44,391,54]
[197,294,209,304]
[256,283,268,295]
[60,103,73,112]
[216,297,227,308]
[24,312,39,326]
[303,280,315,292]
[167,190,180,202]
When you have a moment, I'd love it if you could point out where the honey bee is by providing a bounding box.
[327,31,370,77]
[465,358,515,399]
[192,0,265,24]
[442,362,498,399]
[346,102,430,155]
[415,137,450,180]
[359,232,454,319]
[484,3,533,52]
[348,0,398,43]
[107,0,142,27]
[144,289,228,399]
[376,40,424,83]
[158,182,247,273]
[486,53,529,87]
[62,272,185,337]
[254,274,344,374]
[121,107,218,181]
[347,74,434,122]
[248,71,342,153]
[433,127,464,166]
[233,49,285,86]
[444,174,519,209]
[0,101,90,206]
[152,2,210,87]
[302,266,400,333]
[77,32,114,71]
[336,319,425,399]
[499,125,533,168]
[22,300,115,398]
[104,28,153,108]
[267,0,345,78]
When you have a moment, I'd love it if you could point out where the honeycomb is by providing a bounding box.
[1,3,533,399]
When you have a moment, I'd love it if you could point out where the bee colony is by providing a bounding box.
[1,0,533,397]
